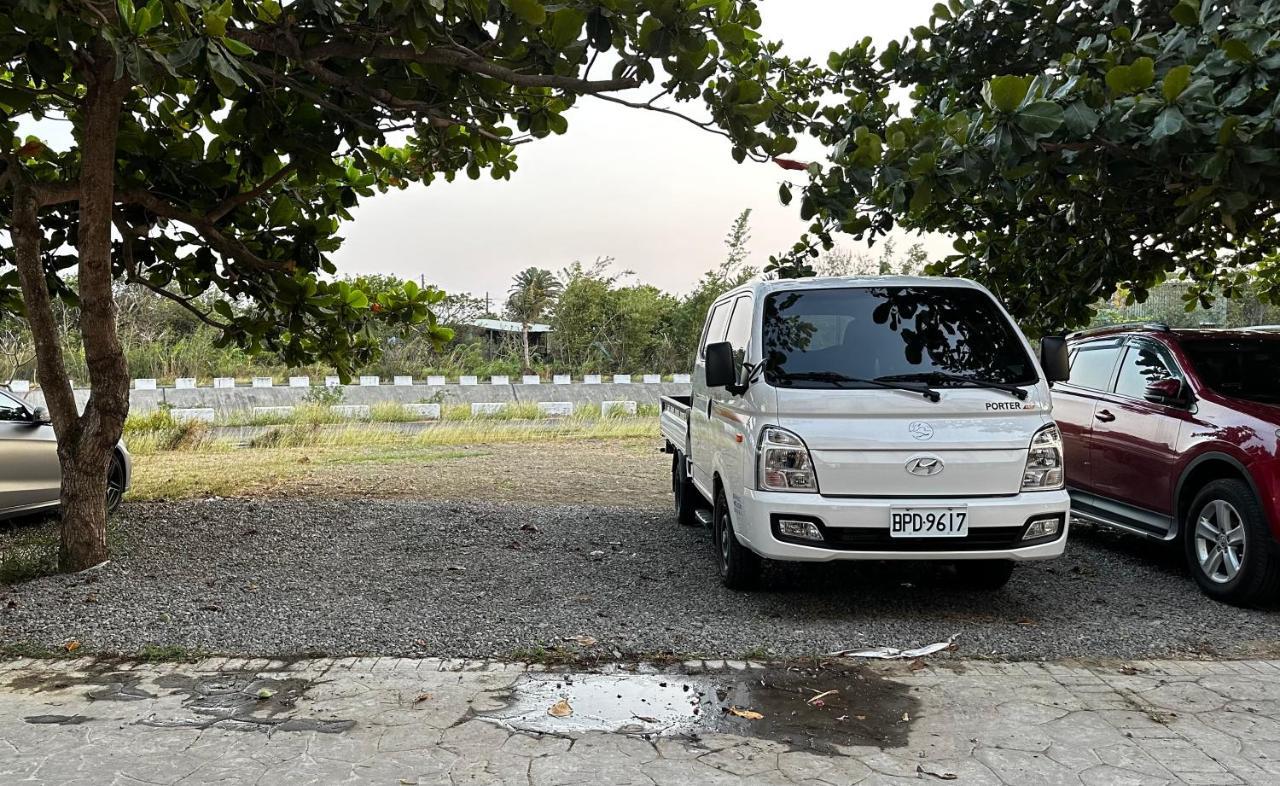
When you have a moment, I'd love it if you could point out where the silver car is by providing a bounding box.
[0,389,131,520]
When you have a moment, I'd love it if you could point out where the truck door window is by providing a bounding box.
[1114,344,1177,399]
[724,296,753,365]
[699,301,732,358]
[1067,344,1122,392]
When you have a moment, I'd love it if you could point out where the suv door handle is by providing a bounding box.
[1095,409,1116,423]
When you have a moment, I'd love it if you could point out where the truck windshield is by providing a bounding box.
[1182,337,1280,404]
[762,286,1037,388]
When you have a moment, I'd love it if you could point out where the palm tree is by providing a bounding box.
[507,267,561,374]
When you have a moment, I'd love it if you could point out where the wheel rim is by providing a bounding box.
[1194,499,1245,584]
[717,506,731,573]
[106,458,124,511]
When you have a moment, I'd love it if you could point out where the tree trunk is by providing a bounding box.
[12,54,130,573]
[522,324,532,374]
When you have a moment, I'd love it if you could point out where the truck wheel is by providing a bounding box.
[1184,479,1280,606]
[671,452,700,527]
[954,560,1015,590]
[713,487,760,590]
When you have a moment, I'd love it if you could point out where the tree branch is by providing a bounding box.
[117,188,284,273]
[207,162,297,223]
[230,28,641,94]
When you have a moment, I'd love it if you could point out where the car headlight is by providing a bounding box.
[758,427,818,493]
[1022,424,1065,491]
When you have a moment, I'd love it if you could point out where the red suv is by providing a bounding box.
[1053,324,1280,604]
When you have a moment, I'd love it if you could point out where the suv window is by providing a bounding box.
[1114,343,1177,399]
[1067,343,1122,391]
[699,300,732,358]
[0,391,29,422]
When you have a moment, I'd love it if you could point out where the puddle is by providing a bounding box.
[23,714,92,725]
[9,670,353,734]
[480,666,918,752]
[9,671,156,701]
[142,673,355,734]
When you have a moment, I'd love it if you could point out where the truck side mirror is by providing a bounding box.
[705,341,736,388]
[1040,336,1070,383]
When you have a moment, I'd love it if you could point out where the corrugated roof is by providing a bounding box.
[469,318,552,333]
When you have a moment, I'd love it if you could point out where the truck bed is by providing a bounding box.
[660,395,691,452]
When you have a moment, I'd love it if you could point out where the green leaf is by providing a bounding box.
[1161,65,1192,103]
[1150,106,1185,140]
[1222,39,1253,62]
[1063,101,1100,135]
[983,75,1031,113]
[909,180,933,214]
[1105,57,1155,94]
[546,9,585,48]
[779,183,792,206]
[1013,101,1064,135]
[505,0,546,25]
[1170,0,1199,26]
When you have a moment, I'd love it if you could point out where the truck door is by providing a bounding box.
[709,295,754,494]
[691,299,732,490]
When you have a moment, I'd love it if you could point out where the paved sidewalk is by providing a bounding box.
[2,656,1279,785]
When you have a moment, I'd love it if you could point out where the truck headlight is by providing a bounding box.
[759,427,818,493]
[1022,424,1065,491]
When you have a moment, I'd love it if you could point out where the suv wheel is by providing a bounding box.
[713,487,760,590]
[671,452,700,527]
[1184,479,1280,605]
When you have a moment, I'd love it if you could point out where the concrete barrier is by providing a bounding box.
[325,376,341,387]
[521,375,540,385]
[427,375,447,386]
[613,374,631,384]
[460,376,478,386]
[214,377,235,389]
[135,378,157,390]
[171,408,215,423]
[584,375,601,385]
[359,376,379,386]
[553,374,571,385]
[603,400,638,417]
[406,403,441,420]
[9,380,31,394]
[175,377,197,389]
[289,376,310,388]
[394,376,413,386]
[333,405,371,419]
[538,401,573,417]
[252,377,273,388]
[253,406,294,418]
[643,374,661,384]
[672,373,691,384]
[471,402,507,417]
[491,375,509,385]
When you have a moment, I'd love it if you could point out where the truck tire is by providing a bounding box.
[672,452,701,527]
[954,560,1015,590]
[714,487,760,590]
[1184,479,1280,606]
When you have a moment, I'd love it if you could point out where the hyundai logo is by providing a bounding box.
[906,456,944,477]
[908,421,934,440]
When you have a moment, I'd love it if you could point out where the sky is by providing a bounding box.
[331,0,947,300]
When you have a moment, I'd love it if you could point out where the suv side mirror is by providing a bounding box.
[705,341,736,389]
[30,406,51,425]
[1040,336,1070,383]
[1144,378,1188,406]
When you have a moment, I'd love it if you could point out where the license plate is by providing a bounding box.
[889,507,968,538]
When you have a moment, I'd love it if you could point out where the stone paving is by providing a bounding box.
[3,656,1280,785]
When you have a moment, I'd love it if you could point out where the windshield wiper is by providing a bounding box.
[877,372,1029,400]
[780,371,941,403]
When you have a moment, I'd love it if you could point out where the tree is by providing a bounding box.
[770,0,1280,333]
[815,239,927,277]
[506,267,561,373]
[0,0,818,571]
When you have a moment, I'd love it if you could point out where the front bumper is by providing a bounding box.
[730,487,1070,562]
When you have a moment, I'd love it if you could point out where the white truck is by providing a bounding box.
[660,276,1073,590]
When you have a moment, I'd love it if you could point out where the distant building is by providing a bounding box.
[467,318,552,357]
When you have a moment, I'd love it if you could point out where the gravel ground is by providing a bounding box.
[3,498,1277,661]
